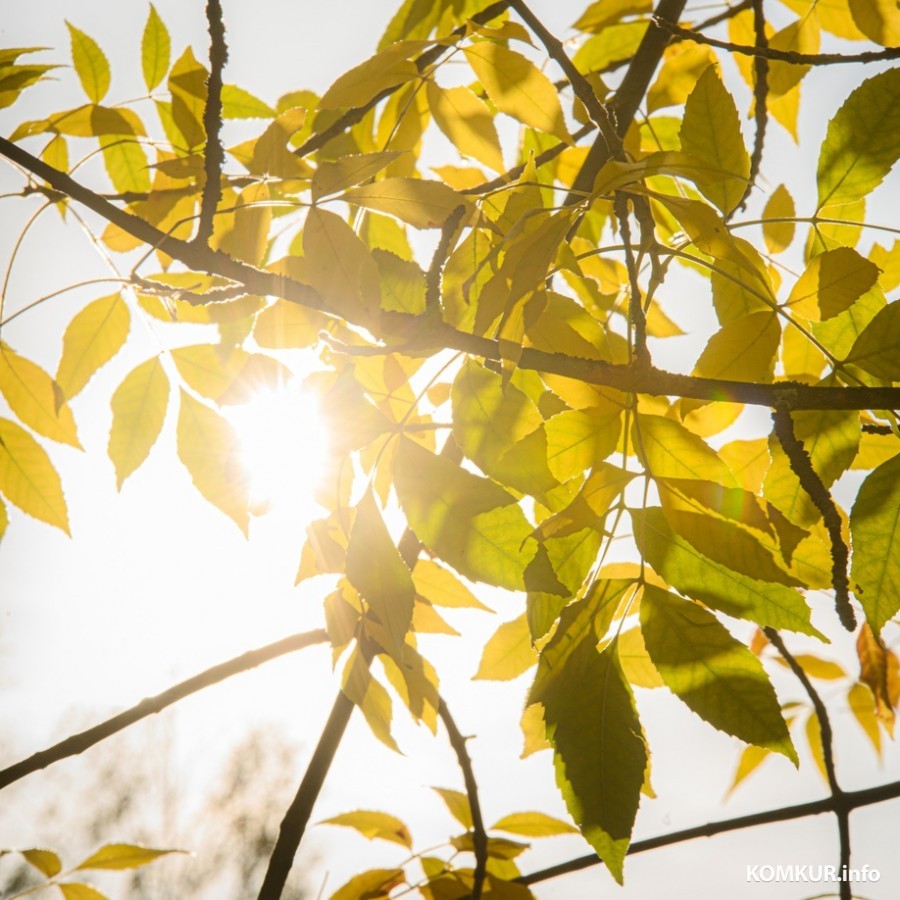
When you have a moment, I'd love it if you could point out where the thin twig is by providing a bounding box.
[425,205,465,315]
[615,194,650,368]
[765,628,851,900]
[196,0,228,246]
[736,0,768,214]
[438,699,488,900]
[771,406,855,631]
[517,777,900,886]
[655,18,900,64]
[0,630,328,791]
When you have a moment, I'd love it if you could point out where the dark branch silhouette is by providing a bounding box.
[0,629,328,791]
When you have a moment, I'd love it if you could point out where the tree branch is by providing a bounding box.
[196,0,228,246]
[0,629,328,792]
[291,1,511,160]
[517,777,900,886]
[438,699,488,900]
[655,18,900,64]
[771,406,855,630]
[3,136,900,413]
[736,0,768,215]
[615,194,650,368]
[765,628,851,900]
[566,0,688,204]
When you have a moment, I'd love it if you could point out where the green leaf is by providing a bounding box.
[342,177,469,229]
[0,417,69,534]
[221,84,275,118]
[141,4,170,91]
[531,640,645,884]
[320,810,412,849]
[21,847,62,877]
[491,811,577,838]
[679,65,750,214]
[786,247,880,321]
[817,68,900,209]
[66,22,110,103]
[631,508,821,636]
[640,585,797,761]
[394,437,540,590]
[108,356,169,489]
[176,391,249,534]
[851,453,900,634]
[426,81,503,173]
[464,41,570,145]
[433,787,473,830]
[56,293,130,400]
[346,489,415,661]
[844,300,900,379]
[0,343,80,447]
[474,613,536,681]
[74,843,182,871]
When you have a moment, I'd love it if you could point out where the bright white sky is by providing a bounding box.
[1,2,899,898]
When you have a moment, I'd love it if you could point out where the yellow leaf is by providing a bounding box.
[319,43,419,109]
[617,626,664,688]
[21,848,62,878]
[100,135,150,194]
[574,0,652,32]
[253,298,326,349]
[412,559,492,611]
[74,843,183,871]
[0,417,69,534]
[0,343,79,446]
[329,868,404,900]
[848,681,882,757]
[176,390,249,533]
[321,810,412,849]
[56,293,130,400]
[303,207,381,322]
[763,185,796,254]
[58,884,107,900]
[679,66,750,214]
[212,181,271,266]
[108,357,169,489]
[491,811,577,837]
[768,15,820,97]
[341,645,399,751]
[312,151,403,202]
[433,787,473,829]
[694,312,780,383]
[849,0,900,45]
[474,614,537,681]
[647,40,715,111]
[726,744,773,797]
[342,177,470,229]
[464,41,570,144]
[520,702,550,757]
[141,4,170,91]
[66,22,109,103]
[171,344,290,405]
[786,247,879,320]
[426,81,503,173]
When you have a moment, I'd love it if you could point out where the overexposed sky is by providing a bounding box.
[1,2,899,898]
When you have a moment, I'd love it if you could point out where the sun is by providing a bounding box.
[224,381,329,514]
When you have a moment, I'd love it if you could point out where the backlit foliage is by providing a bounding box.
[1,0,900,896]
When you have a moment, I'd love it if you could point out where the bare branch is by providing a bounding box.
[196,0,228,246]
[735,0,768,215]
[771,406,855,631]
[615,194,650,368]
[0,629,328,792]
[655,18,900,64]
[765,628,851,900]
[426,205,465,316]
[438,699,488,900]
[517,777,900,886]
